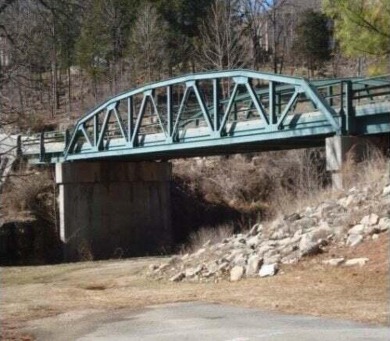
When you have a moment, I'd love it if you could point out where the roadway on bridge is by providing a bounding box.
[32,302,390,340]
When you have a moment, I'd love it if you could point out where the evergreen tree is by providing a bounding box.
[292,9,332,77]
[76,0,140,96]
[150,0,214,72]
[323,0,390,73]
[151,0,213,38]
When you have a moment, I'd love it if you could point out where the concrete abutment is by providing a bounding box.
[56,161,172,261]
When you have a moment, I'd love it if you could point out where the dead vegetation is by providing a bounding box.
[171,148,329,249]
[173,149,328,221]
[0,165,61,265]
[342,144,389,194]
[1,166,56,223]
[173,143,389,250]
[181,224,234,254]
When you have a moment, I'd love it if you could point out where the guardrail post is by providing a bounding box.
[16,135,22,157]
[167,86,173,141]
[276,93,282,115]
[327,85,333,106]
[269,81,276,124]
[339,81,344,114]
[344,80,355,134]
[64,129,70,148]
[213,78,220,135]
[39,132,45,162]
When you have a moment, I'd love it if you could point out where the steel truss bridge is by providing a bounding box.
[20,70,390,163]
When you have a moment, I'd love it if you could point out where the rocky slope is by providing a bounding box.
[149,183,390,282]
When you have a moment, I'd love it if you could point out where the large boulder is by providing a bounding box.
[298,227,330,256]
[346,234,363,247]
[246,255,263,277]
[259,263,278,277]
[230,266,245,281]
[360,214,379,226]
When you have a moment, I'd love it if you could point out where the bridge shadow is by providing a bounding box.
[0,218,63,266]
[171,179,248,250]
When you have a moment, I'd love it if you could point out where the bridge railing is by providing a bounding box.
[350,76,390,104]
[336,76,390,133]
[21,130,68,163]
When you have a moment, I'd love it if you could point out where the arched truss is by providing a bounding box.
[64,70,343,161]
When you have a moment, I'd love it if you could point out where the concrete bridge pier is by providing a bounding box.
[56,161,172,261]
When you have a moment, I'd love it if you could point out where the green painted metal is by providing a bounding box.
[20,70,390,164]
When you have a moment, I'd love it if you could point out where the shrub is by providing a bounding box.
[1,166,56,224]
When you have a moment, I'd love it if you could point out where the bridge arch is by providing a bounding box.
[64,70,342,161]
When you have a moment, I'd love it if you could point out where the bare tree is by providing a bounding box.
[1,0,83,126]
[241,0,300,74]
[198,0,247,72]
[130,2,168,83]
[240,0,269,70]
[263,0,294,74]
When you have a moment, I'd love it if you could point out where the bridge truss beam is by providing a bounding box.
[63,70,341,161]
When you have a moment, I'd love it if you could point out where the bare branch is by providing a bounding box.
[0,0,16,14]
[199,0,247,71]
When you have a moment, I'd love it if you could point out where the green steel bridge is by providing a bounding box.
[20,70,390,163]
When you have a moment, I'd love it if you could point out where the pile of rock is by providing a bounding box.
[149,184,390,282]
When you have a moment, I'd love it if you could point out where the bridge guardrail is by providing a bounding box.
[21,130,69,163]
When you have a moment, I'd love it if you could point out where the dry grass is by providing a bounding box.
[268,145,389,216]
[342,144,389,192]
[181,224,234,254]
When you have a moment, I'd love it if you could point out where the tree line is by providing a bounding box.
[0,0,388,131]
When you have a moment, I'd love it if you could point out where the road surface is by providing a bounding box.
[27,302,390,341]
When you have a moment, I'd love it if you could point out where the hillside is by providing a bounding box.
[150,155,389,286]
[150,184,390,284]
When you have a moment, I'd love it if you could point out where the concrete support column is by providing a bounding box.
[325,136,370,190]
[56,161,172,261]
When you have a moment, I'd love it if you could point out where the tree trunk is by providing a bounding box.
[67,66,72,115]
[51,60,58,117]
